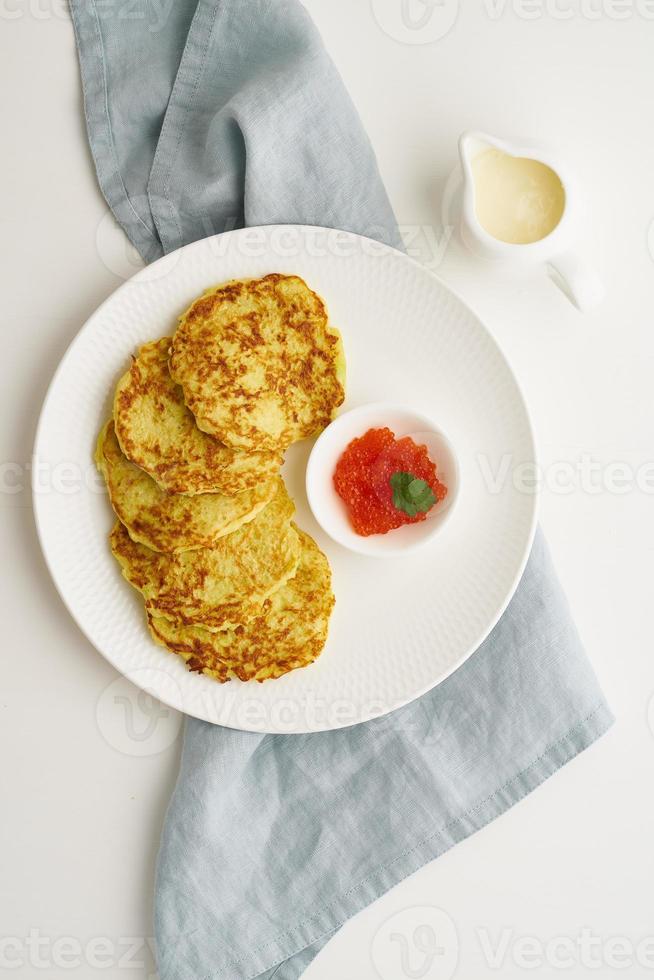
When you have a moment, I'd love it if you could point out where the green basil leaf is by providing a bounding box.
[390,471,436,516]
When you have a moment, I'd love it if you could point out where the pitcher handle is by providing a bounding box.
[548,250,604,312]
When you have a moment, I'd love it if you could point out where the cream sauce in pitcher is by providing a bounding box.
[456,131,604,311]
[471,148,565,245]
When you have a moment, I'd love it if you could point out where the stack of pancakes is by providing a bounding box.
[96,274,345,683]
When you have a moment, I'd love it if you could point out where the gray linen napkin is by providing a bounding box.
[70,1,614,977]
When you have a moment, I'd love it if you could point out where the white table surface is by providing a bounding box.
[2,2,652,977]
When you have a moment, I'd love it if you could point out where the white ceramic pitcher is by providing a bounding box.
[458,131,604,312]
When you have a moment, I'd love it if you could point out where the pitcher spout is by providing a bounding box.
[458,130,519,186]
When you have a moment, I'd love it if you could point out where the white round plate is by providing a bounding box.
[34,225,537,734]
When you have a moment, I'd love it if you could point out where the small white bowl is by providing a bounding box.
[306,402,459,558]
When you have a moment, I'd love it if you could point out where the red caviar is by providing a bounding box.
[333,427,447,536]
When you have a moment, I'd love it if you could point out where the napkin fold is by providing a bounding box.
[70,1,613,977]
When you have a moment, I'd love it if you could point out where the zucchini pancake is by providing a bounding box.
[97,273,342,683]
[109,479,300,632]
[114,337,281,495]
[96,420,276,553]
[147,530,334,683]
[169,274,345,452]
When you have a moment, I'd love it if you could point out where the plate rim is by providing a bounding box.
[32,223,539,733]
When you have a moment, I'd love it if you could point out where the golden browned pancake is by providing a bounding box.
[96,420,276,553]
[148,528,334,682]
[169,274,345,453]
[109,479,300,631]
[113,337,282,495]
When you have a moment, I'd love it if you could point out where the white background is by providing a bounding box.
[1,0,653,977]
